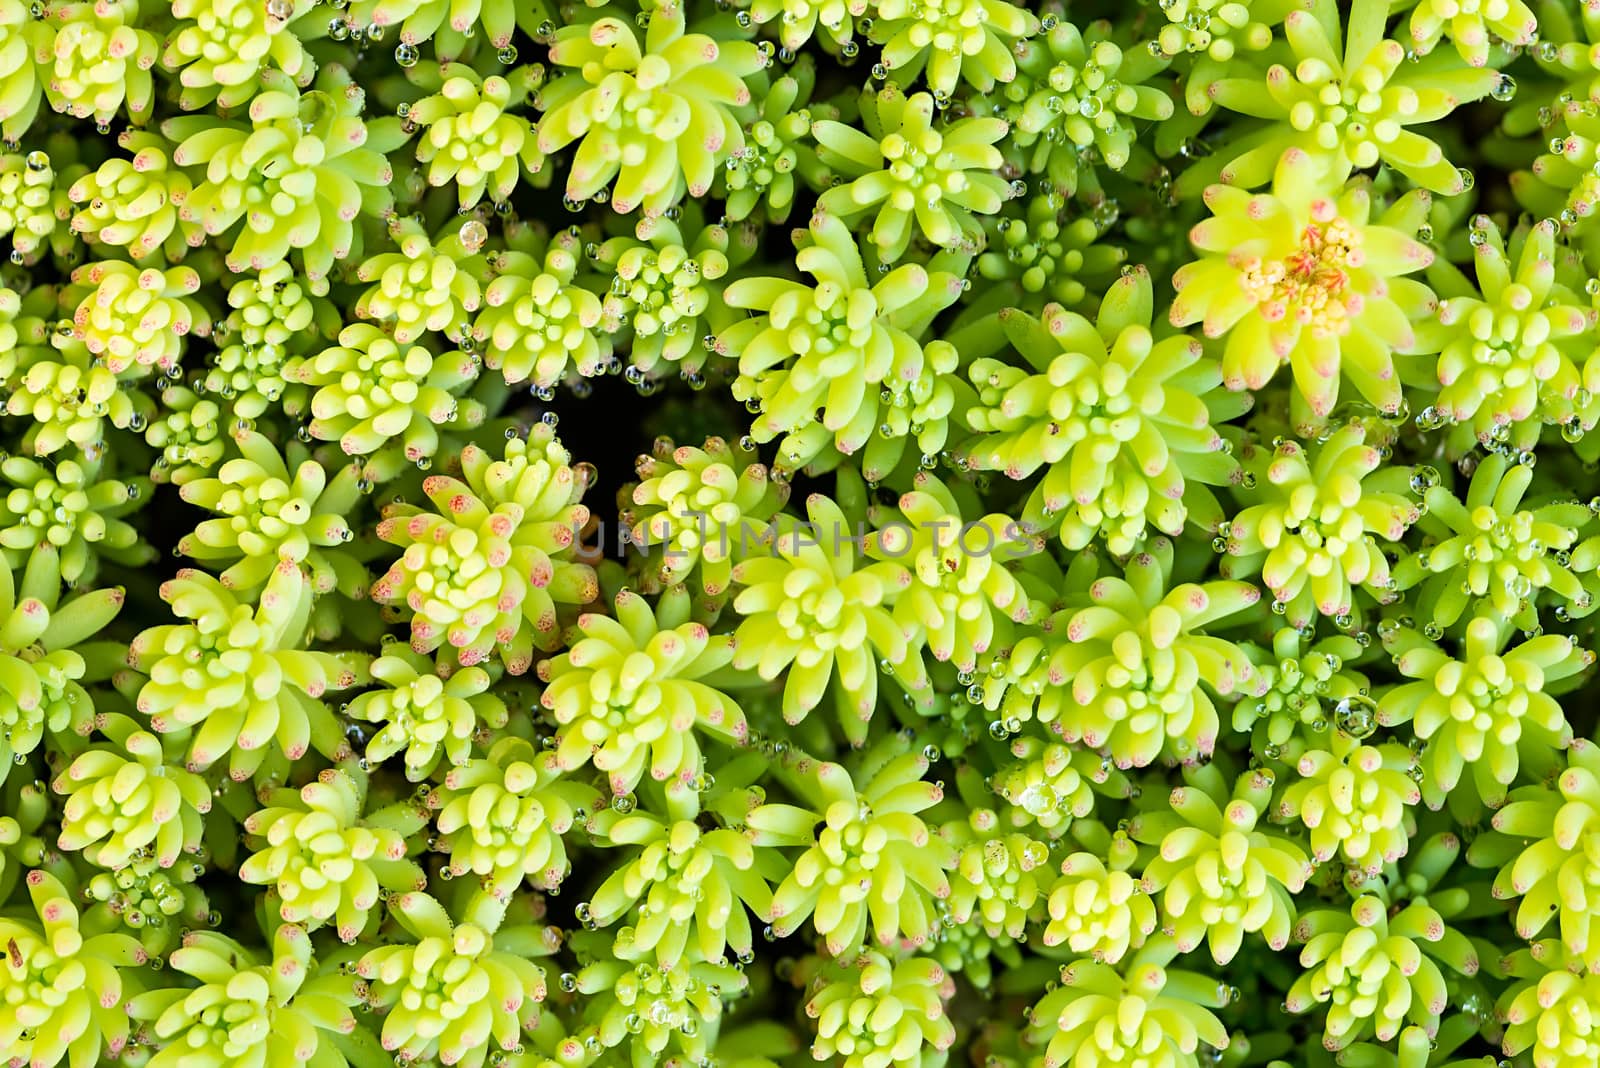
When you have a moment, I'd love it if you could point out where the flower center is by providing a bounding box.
[1240,220,1362,336]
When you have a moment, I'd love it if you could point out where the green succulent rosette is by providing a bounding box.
[814,85,1012,261]
[1279,731,1421,880]
[536,8,765,215]
[52,712,212,869]
[1172,148,1435,426]
[176,430,364,597]
[729,492,914,741]
[1025,937,1231,1068]
[541,584,746,798]
[0,548,122,778]
[721,212,966,478]
[239,766,426,940]
[370,427,598,673]
[799,951,957,1068]
[356,891,552,1066]
[127,925,359,1068]
[128,566,369,778]
[956,265,1241,555]
[429,735,598,898]
[0,869,146,1068]
[1130,764,1311,963]
[748,737,956,956]
[584,806,778,965]
[1379,612,1589,807]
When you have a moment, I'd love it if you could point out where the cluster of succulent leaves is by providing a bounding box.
[19,0,1600,1066]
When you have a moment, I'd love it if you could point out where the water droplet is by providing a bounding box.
[458,219,488,252]
[1333,695,1378,740]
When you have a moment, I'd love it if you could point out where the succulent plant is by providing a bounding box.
[357,892,550,1066]
[161,0,318,111]
[1392,450,1590,633]
[568,936,742,1065]
[0,549,122,777]
[867,474,1039,674]
[0,452,152,585]
[176,430,364,596]
[1234,627,1372,749]
[585,806,777,965]
[1041,828,1155,963]
[748,741,956,956]
[1285,894,1464,1050]
[815,85,1011,261]
[0,0,1589,1062]
[974,192,1127,313]
[1399,0,1537,66]
[1042,537,1260,768]
[145,385,228,485]
[345,645,507,779]
[1131,764,1311,964]
[958,266,1241,555]
[128,924,359,1068]
[371,429,599,673]
[990,735,1126,837]
[1470,739,1600,967]
[292,321,484,463]
[722,213,966,478]
[1499,940,1600,1068]
[68,260,210,375]
[39,0,160,127]
[1197,0,1498,194]
[1217,426,1418,627]
[5,336,150,457]
[540,585,747,797]
[802,951,956,1068]
[536,9,765,215]
[240,766,426,939]
[1415,216,1592,451]
[1513,97,1600,253]
[127,565,368,779]
[1278,732,1421,880]
[1379,613,1587,807]
[53,712,212,869]
[1026,937,1231,1068]
[353,216,486,346]
[998,16,1173,196]
[728,493,914,741]
[595,207,755,382]
[202,262,327,419]
[67,132,195,260]
[942,807,1050,939]
[0,149,61,263]
[867,0,1037,97]
[0,0,46,144]
[165,66,396,289]
[474,224,610,390]
[343,0,535,51]
[429,735,599,897]
[1171,149,1436,425]
[621,434,790,597]
[406,61,543,210]
[0,869,146,1068]
[716,66,829,223]
[82,855,209,956]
